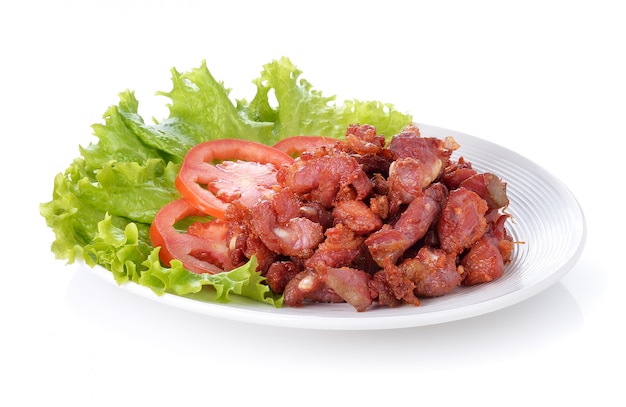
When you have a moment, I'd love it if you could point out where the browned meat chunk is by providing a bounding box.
[387,157,428,204]
[266,261,300,294]
[388,126,458,186]
[224,202,277,272]
[369,194,390,220]
[400,247,462,297]
[305,224,364,270]
[459,211,515,286]
[365,193,441,267]
[369,264,420,307]
[345,123,385,155]
[333,200,383,235]
[283,269,344,307]
[459,172,509,209]
[437,188,488,255]
[363,226,409,268]
[324,266,373,312]
[490,213,515,262]
[276,149,373,208]
[460,236,504,285]
[442,157,477,189]
[250,199,324,258]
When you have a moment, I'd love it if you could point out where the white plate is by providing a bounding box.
[91,123,586,330]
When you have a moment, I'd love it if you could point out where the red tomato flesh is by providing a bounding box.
[149,198,234,274]
[175,139,294,219]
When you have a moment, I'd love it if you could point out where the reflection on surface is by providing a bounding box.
[65,263,582,370]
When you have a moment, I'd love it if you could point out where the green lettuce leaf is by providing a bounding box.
[245,57,411,142]
[82,215,281,306]
[81,93,164,170]
[142,251,281,306]
[40,57,413,307]
[155,62,276,154]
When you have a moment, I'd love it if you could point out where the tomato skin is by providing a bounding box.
[175,139,294,219]
[273,136,338,157]
[150,198,231,274]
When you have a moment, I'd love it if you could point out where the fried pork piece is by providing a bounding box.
[365,190,442,267]
[384,126,458,213]
[250,198,324,258]
[369,246,461,305]
[333,200,382,235]
[281,225,376,311]
[305,224,365,270]
[283,265,374,311]
[460,236,504,285]
[363,226,407,268]
[437,187,489,255]
[341,123,393,175]
[461,211,515,285]
[324,266,373,312]
[266,261,300,294]
[459,172,509,209]
[489,212,515,262]
[369,193,390,220]
[299,200,334,229]
[388,126,458,184]
[283,269,344,307]
[402,246,462,297]
[370,264,420,307]
[344,123,385,154]
[276,148,373,208]
[442,156,477,189]
[387,158,428,204]
[390,125,460,157]
[224,202,277,273]
[369,270,404,308]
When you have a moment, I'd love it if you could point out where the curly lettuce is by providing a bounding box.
[40,57,412,306]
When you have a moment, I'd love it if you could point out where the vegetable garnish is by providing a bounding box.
[40,57,412,306]
[175,139,294,218]
[149,198,230,275]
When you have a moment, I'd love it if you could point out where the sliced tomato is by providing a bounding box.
[273,136,339,157]
[149,198,234,274]
[175,139,295,219]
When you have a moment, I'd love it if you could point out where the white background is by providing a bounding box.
[1,0,623,405]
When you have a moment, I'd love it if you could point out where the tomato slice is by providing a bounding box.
[175,139,295,219]
[149,198,233,274]
[273,136,338,156]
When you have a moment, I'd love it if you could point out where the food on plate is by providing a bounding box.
[151,123,514,311]
[40,57,513,312]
